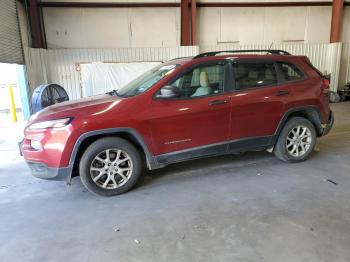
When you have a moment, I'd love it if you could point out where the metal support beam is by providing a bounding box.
[191,0,197,45]
[180,0,191,46]
[330,0,344,43]
[39,2,180,8]
[38,1,347,8]
[197,1,333,7]
[28,0,46,48]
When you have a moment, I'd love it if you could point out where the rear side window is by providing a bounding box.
[233,62,278,90]
[278,62,305,82]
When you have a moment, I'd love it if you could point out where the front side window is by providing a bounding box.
[117,64,178,97]
[233,62,278,90]
[278,62,305,82]
[167,63,225,99]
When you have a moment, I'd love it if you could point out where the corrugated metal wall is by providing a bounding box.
[24,43,349,101]
[340,43,350,88]
[0,0,24,64]
[200,43,343,92]
[24,46,199,100]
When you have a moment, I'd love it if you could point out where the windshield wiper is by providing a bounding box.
[106,89,119,96]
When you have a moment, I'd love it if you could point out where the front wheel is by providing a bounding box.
[79,137,142,196]
[274,117,316,162]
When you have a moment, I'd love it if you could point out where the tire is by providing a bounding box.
[79,137,142,196]
[274,117,316,163]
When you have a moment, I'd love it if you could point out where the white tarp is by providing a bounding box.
[80,62,161,97]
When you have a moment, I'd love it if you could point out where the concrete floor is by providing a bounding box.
[1,103,350,262]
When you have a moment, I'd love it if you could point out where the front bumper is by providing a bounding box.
[321,110,334,136]
[26,161,72,181]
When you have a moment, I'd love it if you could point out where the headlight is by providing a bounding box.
[28,118,72,130]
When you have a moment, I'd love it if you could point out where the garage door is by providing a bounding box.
[0,0,24,64]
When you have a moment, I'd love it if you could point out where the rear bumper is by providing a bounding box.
[321,110,334,136]
[26,161,71,182]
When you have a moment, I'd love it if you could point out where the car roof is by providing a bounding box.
[166,53,299,66]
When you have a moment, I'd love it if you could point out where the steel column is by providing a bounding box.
[28,0,46,48]
[330,0,344,43]
[181,0,191,46]
[191,0,197,45]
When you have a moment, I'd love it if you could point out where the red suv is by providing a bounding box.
[21,50,334,196]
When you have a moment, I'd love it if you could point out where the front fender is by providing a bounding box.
[65,127,163,184]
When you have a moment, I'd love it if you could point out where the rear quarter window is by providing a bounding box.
[305,62,324,78]
[277,62,306,82]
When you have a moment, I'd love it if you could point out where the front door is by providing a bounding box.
[148,61,232,155]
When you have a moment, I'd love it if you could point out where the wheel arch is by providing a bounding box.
[274,106,323,142]
[68,128,158,181]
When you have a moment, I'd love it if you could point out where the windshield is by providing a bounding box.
[117,64,179,97]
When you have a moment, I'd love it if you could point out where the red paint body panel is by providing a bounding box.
[148,93,231,154]
[22,54,332,171]
[229,84,292,139]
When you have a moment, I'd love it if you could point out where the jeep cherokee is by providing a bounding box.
[21,50,334,196]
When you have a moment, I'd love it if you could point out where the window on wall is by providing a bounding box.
[169,63,225,98]
[232,62,278,90]
[278,62,305,82]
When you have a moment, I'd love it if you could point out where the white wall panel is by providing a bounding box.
[220,8,264,44]
[130,8,180,47]
[342,8,350,43]
[264,7,307,43]
[305,7,332,43]
[24,46,199,100]
[197,6,333,46]
[43,8,130,48]
[197,7,220,46]
[43,7,180,48]
[43,5,336,48]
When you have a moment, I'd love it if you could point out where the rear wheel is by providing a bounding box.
[79,137,142,196]
[274,117,316,162]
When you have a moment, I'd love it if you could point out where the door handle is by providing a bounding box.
[276,90,290,96]
[209,100,228,106]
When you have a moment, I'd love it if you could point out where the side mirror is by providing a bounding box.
[156,85,179,99]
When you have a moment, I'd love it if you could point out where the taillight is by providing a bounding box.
[322,78,330,95]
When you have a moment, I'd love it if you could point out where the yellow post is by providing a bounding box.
[9,84,17,122]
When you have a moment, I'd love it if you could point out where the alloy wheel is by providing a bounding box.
[90,149,133,189]
[286,125,312,157]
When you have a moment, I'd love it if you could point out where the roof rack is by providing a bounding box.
[193,49,291,59]
[169,56,191,61]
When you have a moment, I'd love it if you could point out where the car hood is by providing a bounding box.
[29,94,122,122]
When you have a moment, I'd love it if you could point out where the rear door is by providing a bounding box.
[229,59,293,141]
[148,61,232,155]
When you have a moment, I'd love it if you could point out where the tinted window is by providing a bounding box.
[169,63,225,98]
[278,62,305,82]
[233,62,277,90]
